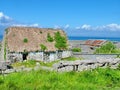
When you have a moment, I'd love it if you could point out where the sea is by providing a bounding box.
[68,36,120,42]
[0,35,120,42]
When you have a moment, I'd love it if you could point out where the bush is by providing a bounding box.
[40,31,42,34]
[54,31,67,50]
[72,48,81,52]
[94,42,117,54]
[47,33,54,42]
[4,41,7,60]
[23,38,28,43]
[40,44,47,51]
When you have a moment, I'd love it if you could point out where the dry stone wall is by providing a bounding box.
[7,53,23,63]
[53,58,120,72]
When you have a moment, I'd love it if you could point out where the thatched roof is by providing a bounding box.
[5,27,68,52]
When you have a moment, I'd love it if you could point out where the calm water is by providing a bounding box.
[68,36,120,42]
[0,35,120,42]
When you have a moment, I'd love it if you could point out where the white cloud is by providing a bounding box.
[81,24,91,30]
[12,24,27,27]
[54,25,61,29]
[75,27,81,30]
[75,24,91,30]
[31,23,39,27]
[106,23,120,31]
[0,12,11,20]
[12,23,39,27]
[0,12,39,27]
[0,12,13,25]
[76,23,120,31]
[64,24,70,29]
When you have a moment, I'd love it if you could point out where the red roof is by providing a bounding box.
[85,40,106,46]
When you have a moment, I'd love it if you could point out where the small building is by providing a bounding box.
[69,40,108,54]
[4,27,71,62]
[85,40,107,47]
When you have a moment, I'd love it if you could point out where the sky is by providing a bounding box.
[0,0,120,37]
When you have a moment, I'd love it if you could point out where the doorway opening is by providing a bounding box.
[22,52,28,60]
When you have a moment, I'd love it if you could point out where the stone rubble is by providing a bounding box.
[1,57,120,74]
[53,58,120,72]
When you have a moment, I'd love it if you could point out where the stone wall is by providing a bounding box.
[73,52,118,60]
[53,58,120,72]
[7,53,23,63]
[7,50,72,63]
[49,52,58,62]
[27,52,44,61]
[62,51,72,58]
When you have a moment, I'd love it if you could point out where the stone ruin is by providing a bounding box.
[53,58,120,72]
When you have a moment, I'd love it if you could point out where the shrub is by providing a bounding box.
[54,31,67,50]
[40,31,42,34]
[40,44,47,51]
[47,33,54,42]
[23,38,28,43]
[5,29,8,34]
[4,41,7,60]
[94,42,117,54]
[72,48,81,52]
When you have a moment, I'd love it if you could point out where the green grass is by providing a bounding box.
[39,60,60,67]
[94,42,119,54]
[12,60,60,67]
[12,57,82,68]
[0,68,120,90]
[12,60,36,67]
[71,48,81,52]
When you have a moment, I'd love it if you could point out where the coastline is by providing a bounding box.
[68,36,120,42]
[0,35,120,42]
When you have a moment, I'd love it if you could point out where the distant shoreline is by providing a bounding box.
[0,35,120,42]
[68,36,120,42]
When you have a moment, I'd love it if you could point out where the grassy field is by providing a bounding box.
[0,68,120,90]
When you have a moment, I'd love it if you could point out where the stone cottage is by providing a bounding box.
[4,27,71,62]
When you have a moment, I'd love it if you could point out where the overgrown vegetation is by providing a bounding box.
[72,48,81,52]
[54,31,67,50]
[0,68,120,90]
[12,56,81,68]
[39,60,60,67]
[47,33,54,42]
[4,41,7,60]
[23,38,28,43]
[40,44,47,51]
[94,42,118,54]
[0,44,1,51]
[40,31,42,34]
[5,29,8,34]
[12,60,36,67]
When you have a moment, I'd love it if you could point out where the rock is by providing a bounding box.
[78,65,88,71]
[36,62,40,66]
[4,69,15,74]
[34,65,40,71]
[90,64,97,69]
[53,63,59,71]
[41,66,53,71]
[23,68,33,72]
[64,66,73,72]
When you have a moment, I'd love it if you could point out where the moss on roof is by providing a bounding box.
[5,27,68,52]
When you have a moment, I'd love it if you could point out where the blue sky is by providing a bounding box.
[0,0,120,37]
